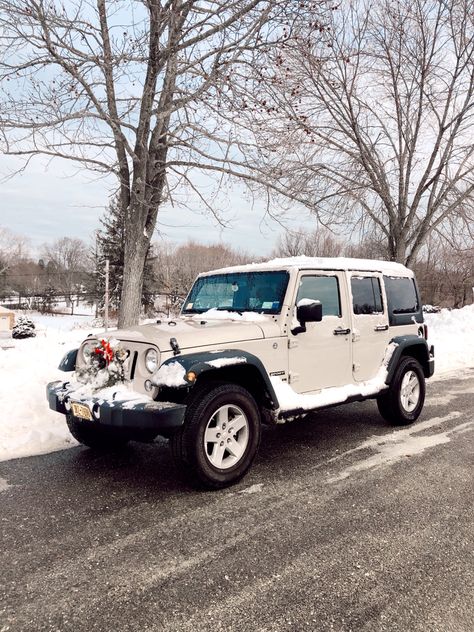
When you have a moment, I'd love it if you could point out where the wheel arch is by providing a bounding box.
[155,350,280,411]
[386,336,431,383]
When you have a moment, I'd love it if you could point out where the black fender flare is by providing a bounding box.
[58,348,78,372]
[154,349,280,409]
[386,336,431,383]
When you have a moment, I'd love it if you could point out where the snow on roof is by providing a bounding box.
[201,256,413,277]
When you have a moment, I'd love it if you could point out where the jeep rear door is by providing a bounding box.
[349,273,390,382]
[288,270,352,393]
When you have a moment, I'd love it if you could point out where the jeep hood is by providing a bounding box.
[101,316,273,353]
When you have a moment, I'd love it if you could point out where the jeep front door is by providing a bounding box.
[288,271,352,393]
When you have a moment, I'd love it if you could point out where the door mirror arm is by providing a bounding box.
[291,300,323,336]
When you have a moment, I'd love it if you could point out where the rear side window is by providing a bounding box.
[351,277,383,314]
[297,275,341,316]
[384,276,419,313]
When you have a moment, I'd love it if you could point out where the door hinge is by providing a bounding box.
[288,339,298,349]
[353,363,360,372]
[289,372,299,384]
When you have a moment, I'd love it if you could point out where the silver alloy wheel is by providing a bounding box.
[400,370,420,412]
[203,404,249,470]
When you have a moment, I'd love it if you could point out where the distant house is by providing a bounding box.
[0,306,15,331]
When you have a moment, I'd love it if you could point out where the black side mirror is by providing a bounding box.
[291,300,323,335]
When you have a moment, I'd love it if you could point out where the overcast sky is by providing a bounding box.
[0,155,315,257]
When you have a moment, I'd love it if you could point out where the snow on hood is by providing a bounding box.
[89,314,271,353]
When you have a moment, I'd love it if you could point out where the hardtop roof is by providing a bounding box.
[200,256,413,278]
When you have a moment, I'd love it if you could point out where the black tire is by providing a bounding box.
[170,383,261,489]
[66,414,129,450]
[377,356,426,425]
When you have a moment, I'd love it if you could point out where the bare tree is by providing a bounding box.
[155,239,250,296]
[238,0,474,265]
[0,0,319,327]
[42,237,90,308]
[274,226,343,257]
[0,227,29,276]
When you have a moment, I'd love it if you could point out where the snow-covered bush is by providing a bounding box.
[12,315,36,339]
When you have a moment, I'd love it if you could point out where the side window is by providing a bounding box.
[351,277,383,315]
[297,275,341,317]
[384,276,419,314]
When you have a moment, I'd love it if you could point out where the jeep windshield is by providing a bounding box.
[182,271,289,315]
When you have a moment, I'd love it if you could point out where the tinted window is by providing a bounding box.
[384,276,419,313]
[351,277,383,314]
[297,275,341,316]
[183,271,289,314]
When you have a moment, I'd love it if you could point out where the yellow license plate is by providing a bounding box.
[71,402,93,421]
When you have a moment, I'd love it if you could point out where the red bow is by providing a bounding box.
[94,339,114,365]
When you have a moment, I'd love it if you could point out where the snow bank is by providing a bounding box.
[425,304,474,376]
[0,322,97,462]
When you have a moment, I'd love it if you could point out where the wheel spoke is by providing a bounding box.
[226,436,245,459]
[217,406,230,425]
[204,426,221,443]
[230,414,246,434]
[210,442,226,468]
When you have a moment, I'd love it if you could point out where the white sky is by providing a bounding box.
[0,155,315,257]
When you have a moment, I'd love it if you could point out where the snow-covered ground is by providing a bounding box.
[0,306,473,463]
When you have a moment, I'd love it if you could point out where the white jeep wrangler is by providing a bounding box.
[47,257,434,488]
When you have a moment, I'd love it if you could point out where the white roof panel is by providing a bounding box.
[202,256,413,277]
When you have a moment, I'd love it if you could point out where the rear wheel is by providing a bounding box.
[170,383,261,489]
[66,415,129,450]
[377,357,425,425]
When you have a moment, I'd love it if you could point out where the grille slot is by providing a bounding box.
[130,351,138,380]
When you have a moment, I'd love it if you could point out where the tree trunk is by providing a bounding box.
[119,220,149,329]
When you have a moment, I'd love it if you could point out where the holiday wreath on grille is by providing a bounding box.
[76,338,129,390]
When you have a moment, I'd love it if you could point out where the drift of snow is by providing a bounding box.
[206,356,247,368]
[195,308,268,322]
[0,319,97,462]
[152,361,187,387]
[424,304,474,376]
[272,343,398,412]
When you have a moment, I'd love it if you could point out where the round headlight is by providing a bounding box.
[145,348,159,373]
[82,340,97,361]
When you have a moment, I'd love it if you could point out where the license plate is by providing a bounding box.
[71,402,93,421]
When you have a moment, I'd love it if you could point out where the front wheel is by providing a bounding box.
[170,383,261,489]
[377,357,426,425]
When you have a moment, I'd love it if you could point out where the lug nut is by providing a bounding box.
[220,441,224,446]
[222,423,226,429]
[216,433,221,438]
[227,438,231,443]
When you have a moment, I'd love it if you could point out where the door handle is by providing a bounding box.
[374,324,389,331]
[333,327,351,335]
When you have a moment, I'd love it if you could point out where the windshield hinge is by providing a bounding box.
[170,337,181,356]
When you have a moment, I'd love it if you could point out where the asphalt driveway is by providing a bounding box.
[1,370,473,632]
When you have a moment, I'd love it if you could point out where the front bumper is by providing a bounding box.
[47,381,186,434]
